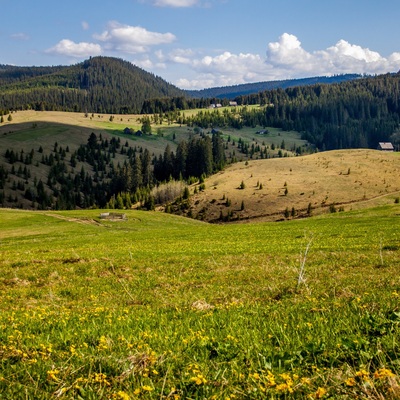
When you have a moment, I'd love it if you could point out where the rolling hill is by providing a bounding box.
[183,149,400,222]
[0,109,311,210]
[0,109,399,215]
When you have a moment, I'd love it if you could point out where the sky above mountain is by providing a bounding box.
[2,0,400,89]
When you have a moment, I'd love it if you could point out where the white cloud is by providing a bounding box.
[166,49,272,88]
[151,0,199,6]
[45,30,400,90]
[266,33,313,70]
[94,21,176,54]
[132,58,154,69]
[81,21,90,31]
[10,32,30,41]
[46,39,102,58]
[172,33,400,89]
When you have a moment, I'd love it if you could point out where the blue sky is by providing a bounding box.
[2,0,400,89]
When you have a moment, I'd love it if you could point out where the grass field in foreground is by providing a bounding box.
[0,206,399,399]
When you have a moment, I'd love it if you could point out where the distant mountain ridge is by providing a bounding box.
[186,74,363,99]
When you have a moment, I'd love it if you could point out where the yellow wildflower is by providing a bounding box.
[315,387,327,398]
[355,369,369,380]
[374,368,395,379]
[301,377,311,385]
[97,335,109,351]
[47,369,60,382]
[115,391,130,400]
[276,383,293,393]
[345,377,356,386]
[191,374,207,385]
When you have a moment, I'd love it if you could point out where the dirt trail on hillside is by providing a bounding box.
[44,213,103,226]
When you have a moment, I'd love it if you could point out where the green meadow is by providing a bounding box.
[0,206,399,399]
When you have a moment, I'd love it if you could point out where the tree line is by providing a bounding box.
[234,73,400,150]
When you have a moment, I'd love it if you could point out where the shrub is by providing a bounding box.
[151,181,186,204]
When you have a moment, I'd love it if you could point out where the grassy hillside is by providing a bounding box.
[185,149,400,222]
[0,110,309,210]
[0,206,399,398]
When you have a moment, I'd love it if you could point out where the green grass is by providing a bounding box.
[1,206,400,399]
[3,125,70,142]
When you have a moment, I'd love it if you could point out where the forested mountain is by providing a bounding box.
[232,73,400,150]
[0,57,185,114]
[187,74,362,99]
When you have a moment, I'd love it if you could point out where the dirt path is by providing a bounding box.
[44,213,103,226]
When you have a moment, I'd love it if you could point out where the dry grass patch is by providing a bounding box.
[188,149,400,222]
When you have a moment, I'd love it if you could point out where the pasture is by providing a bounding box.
[0,206,399,398]
[188,150,400,222]
[0,110,307,158]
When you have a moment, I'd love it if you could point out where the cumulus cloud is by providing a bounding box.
[94,21,176,54]
[46,39,102,58]
[266,33,313,70]
[172,33,400,89]
[265,33,400,77]
[173,51,269,89]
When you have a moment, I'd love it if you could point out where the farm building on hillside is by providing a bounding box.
[100,212,127,220]
[377,142,394,151]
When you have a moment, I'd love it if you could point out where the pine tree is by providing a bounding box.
[131,155,143,191]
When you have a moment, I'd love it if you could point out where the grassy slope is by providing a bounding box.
[0,206,399,398]
[188,149,400,222]
[0,110,308,209]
